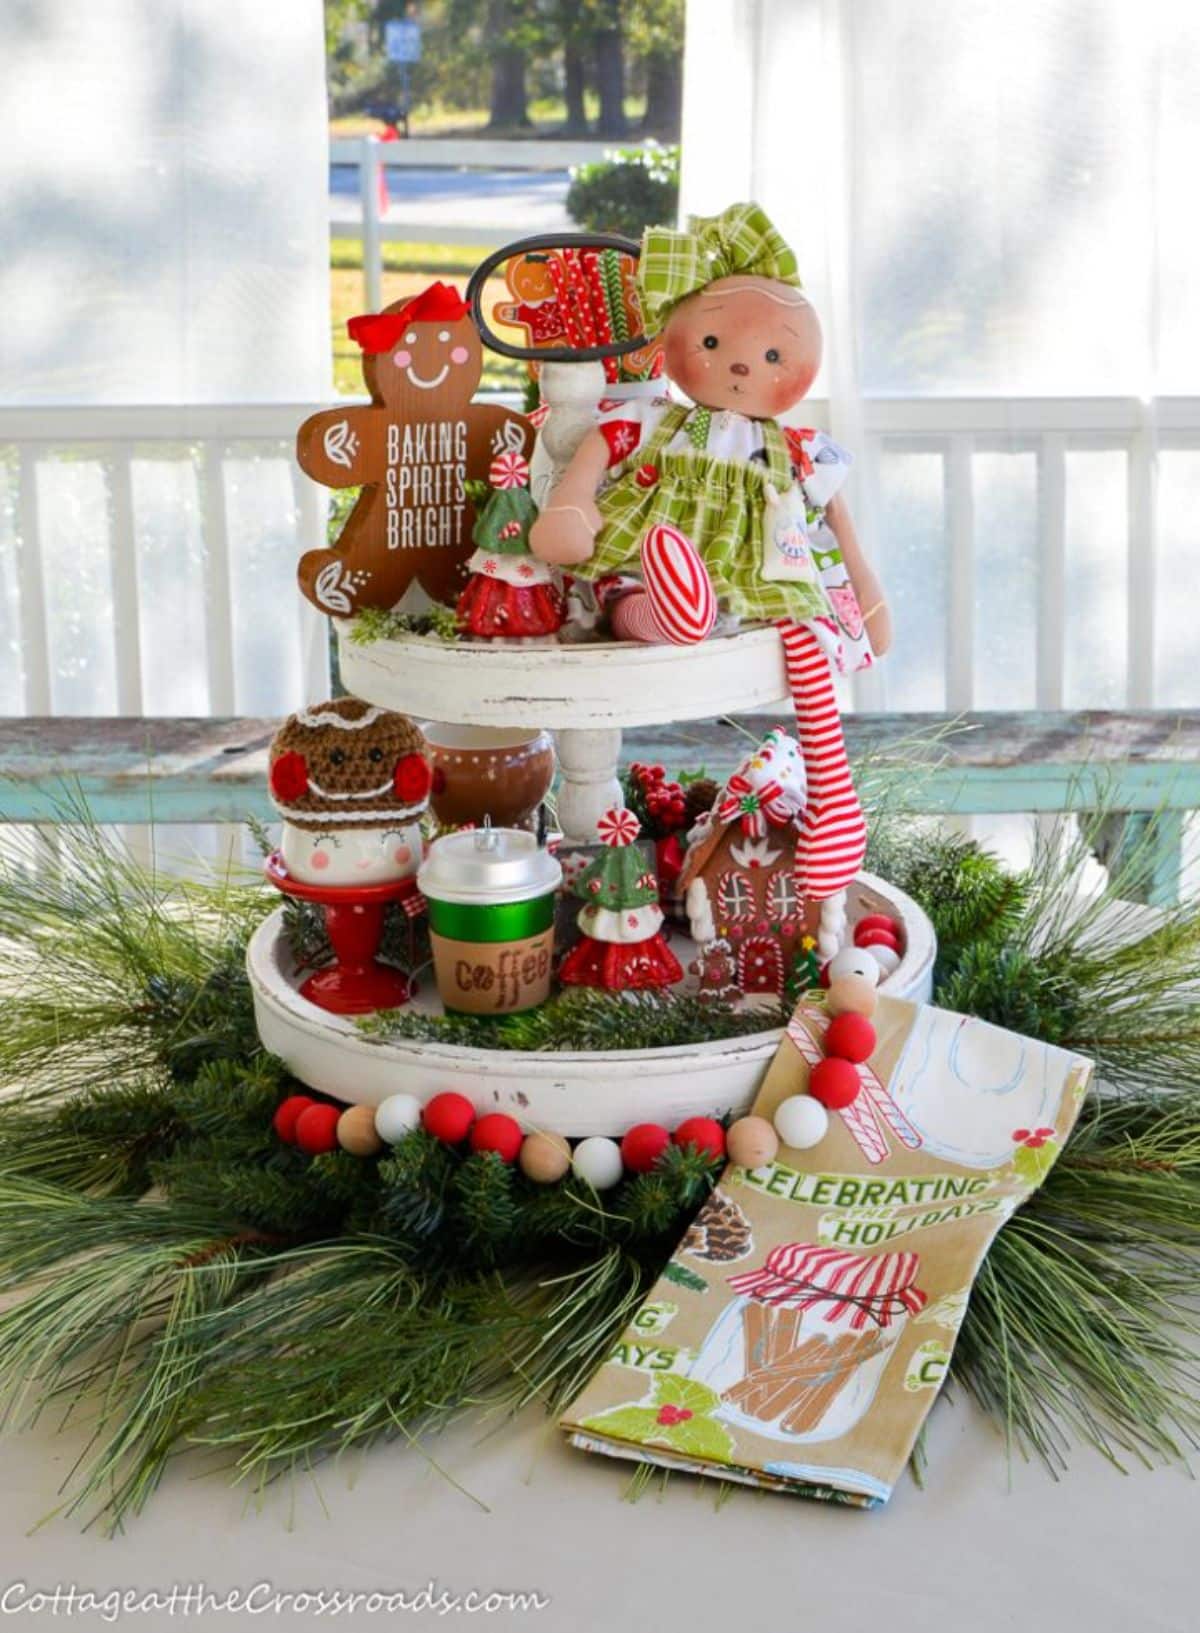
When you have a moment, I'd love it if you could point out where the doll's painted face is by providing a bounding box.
[662,276,822,418]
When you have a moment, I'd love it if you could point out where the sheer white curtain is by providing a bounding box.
[680,0,1200,715]
[0,0,331,725]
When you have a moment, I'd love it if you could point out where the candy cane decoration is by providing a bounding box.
[786,1010,921,1166]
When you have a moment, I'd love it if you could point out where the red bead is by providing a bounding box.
[293,1102,341,1154]
[470,1112,523,1163]
[855,914,901,940]
[809,1057,862,1110]
[856,927,901,953]
[422,1091,476,1144]
[672,1116,726,1161]
[620,1122,671,1173]
[824,1012,877,1065]
[273,1094,317,1144]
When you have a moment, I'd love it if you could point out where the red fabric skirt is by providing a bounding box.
[456,573,565,638]
[558,931,683,991]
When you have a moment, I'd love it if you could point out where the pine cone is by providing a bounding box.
[684,777,719,829]
[682,1192,752,1263]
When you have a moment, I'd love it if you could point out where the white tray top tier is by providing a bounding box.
[336,623,791,731]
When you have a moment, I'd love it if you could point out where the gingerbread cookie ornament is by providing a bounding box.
[296,282,532,614]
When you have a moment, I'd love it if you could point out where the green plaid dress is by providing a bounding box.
[577,402,828,624]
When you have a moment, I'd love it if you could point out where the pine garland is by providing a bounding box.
[0,803,1196,1527]
[359,986,787,1052]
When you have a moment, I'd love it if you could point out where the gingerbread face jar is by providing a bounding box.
[269,698,432,887]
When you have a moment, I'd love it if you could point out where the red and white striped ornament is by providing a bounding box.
[596,806,640,848]
[489,450,531,489]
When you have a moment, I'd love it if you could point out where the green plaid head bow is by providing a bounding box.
[637,201,802,335]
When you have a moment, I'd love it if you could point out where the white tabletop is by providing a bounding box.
[1,1384,1194,1631]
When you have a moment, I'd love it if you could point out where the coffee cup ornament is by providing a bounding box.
[264,697,433,1015]
[418,826,562,1016]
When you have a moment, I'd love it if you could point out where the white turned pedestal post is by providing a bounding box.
[554,726,624,843]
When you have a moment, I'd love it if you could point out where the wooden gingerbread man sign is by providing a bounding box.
[296,282,532,614]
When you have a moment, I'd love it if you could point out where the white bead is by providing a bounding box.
[773,1094,830,1150]
[571,1135,624,1190]
[867,943,901,977]
[373,1092,424,1144]
[827,947,881,987]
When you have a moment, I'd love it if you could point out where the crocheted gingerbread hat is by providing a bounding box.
[268,697,432,832]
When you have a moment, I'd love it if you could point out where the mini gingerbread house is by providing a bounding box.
[679,730,818,1000]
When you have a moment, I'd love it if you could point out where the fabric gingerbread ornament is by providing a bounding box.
[528,204,892,929]
[296,282,533,614]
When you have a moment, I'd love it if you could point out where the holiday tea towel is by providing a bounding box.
[560,997,1092,1507]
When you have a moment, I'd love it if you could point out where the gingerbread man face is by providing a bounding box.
[268,697,431,832]
[365,309,483,414]
[663,275,822,419]
[295,281,532,614]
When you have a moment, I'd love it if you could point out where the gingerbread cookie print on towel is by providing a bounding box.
[296,282,533,614]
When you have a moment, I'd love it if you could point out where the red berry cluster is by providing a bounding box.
[628,762,688,838]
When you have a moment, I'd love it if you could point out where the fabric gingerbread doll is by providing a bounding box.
[528,202,891,920]
[296,282,532,615]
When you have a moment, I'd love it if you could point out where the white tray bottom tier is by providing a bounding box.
[247,873,936,1139]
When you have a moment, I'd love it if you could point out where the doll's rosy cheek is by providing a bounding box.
[450,346,469,365]
[393,350,412,368]
[310,849,331,870]
[393,844,412,865]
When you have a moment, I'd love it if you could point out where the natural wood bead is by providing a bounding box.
[826,974,879,1019]
[519,1130,572,1183]
[336,1103,383,1156]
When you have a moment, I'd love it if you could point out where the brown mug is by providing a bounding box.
[420,724,556,830]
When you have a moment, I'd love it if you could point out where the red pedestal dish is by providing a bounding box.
[265,852,420,1016]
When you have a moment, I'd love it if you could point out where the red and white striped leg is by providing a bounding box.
[777,618,868,900]
[610,589,667,644]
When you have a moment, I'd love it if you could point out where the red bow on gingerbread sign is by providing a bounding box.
[715,774,795,838]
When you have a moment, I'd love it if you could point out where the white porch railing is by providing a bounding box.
[330,136,600,309]
[2,396,1198,724]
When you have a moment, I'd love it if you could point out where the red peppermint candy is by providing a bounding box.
[269,750,308,802]
[489,451,530,490]
[393,752,432,806]
[597,806,641,847]
[634,463,659,489]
